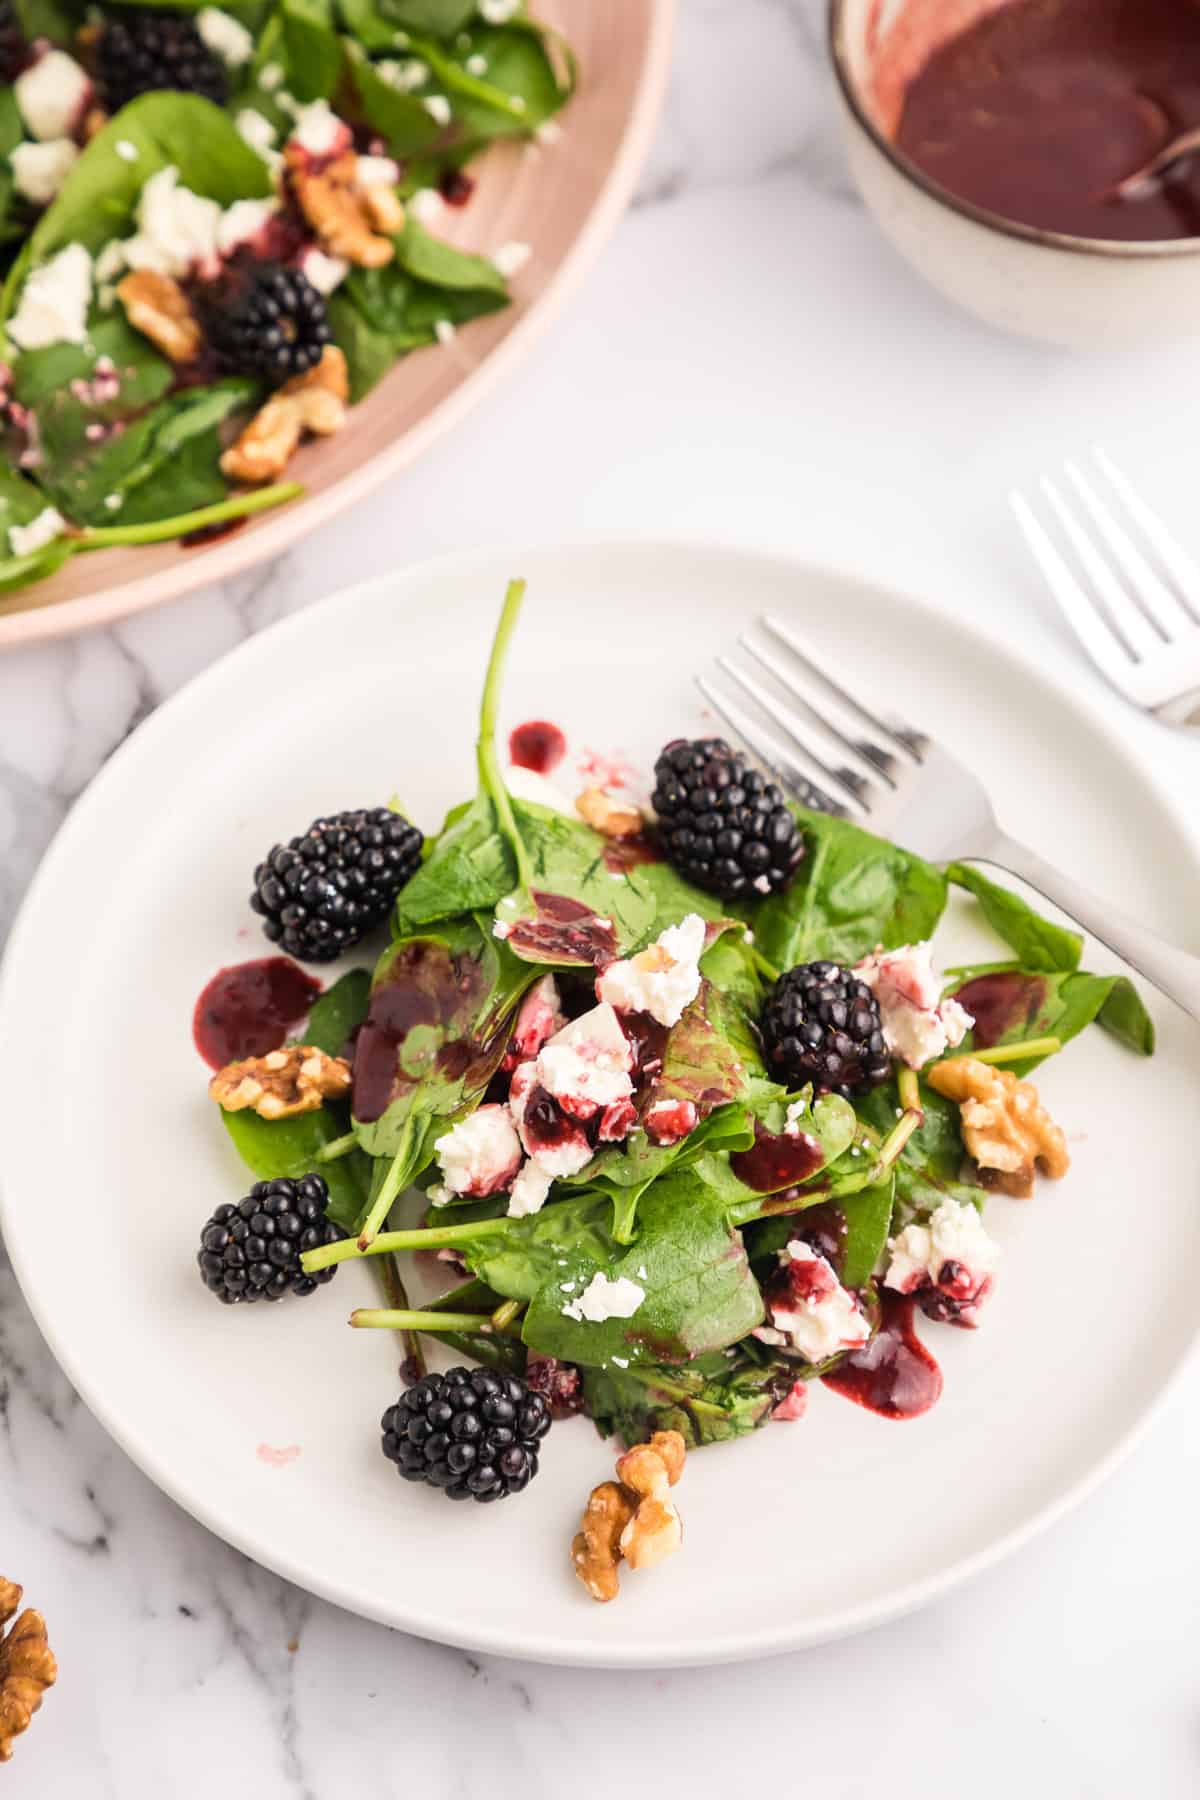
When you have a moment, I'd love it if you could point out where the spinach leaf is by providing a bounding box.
[946,862,1083,972]
[326,291,398,402]
[305,968,372,1056]
[752,804,947,973]
[221,1105,373,1231]
[280,0,343,98]
[13,0,79,43]
[573,1103,755,1246]
[856,1082,985,1220]
[582,1345,794,1450]
[345,48,445,156]
[412,16,575,137]
[379,0,477,34]
[947,966,1155,1068]
[838,1177,897,1288]
[396,214,506,294]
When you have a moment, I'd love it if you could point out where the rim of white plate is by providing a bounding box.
[1,535,1197,1667]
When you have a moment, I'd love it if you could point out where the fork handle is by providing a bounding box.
[978,830,1200,1024]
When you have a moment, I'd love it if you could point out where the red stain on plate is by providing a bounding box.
[257,1443,302,1468]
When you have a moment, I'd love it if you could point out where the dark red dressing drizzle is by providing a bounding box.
[508,719,566,774]
[731,1123,825,1194]
[823,1291,943,1420]
[181,516,249,548]
[952,971,1048,1049]
[439,167,475,206]
[602,834,662,873]
[193,957,322,1068]
[505,891,618,967]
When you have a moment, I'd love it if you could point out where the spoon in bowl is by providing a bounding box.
[1110,121,1200,200]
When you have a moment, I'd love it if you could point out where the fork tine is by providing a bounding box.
[1010,490,1137,678]
[1092,447,1200,627]
[694,675,849,818]
[1038,476,1160,660]
[1062,458,1189,642]
[760,615,929,760]
[739,633,898,787]
[715,656,881,812]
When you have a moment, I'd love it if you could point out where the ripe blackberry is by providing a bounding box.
[197,1174,345,1304]
[0,2,27,84]
[651,738,803,900]
[761,961,891,1098]
[209,264,332,386]
[382,1367,551,1502]
[96,10,228,113]
[250,806,424,963]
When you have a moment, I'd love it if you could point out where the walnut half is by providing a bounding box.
[927,1056,1069,1198]
[576,786,644,839]
[0,1581,57,1763]
[209,1043,351,1120]
[117,270,203,365]
[287,146,403,269]
[220,344,348,484]
[572,1430,686,1603]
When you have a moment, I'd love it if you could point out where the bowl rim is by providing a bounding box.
[827,0,1200,261]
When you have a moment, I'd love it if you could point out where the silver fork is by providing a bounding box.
[696,616,1200,1024]
[1011,448,1200,726]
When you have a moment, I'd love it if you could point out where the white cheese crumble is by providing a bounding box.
[94,240,125,284]
[562,1272,645,1324]
[9,506,65,557]
[115,141,139,164]
[507,1160,553,1218]
[508,974,565,1063]
[755,1242,870,1362]
[355,153,400,188]
[508,1060,595,1178]
[433,1103,522,1197]
[300,246,349,294]
[492,239,531,278]
[121,166,222,280]
[423,94,452,126]
[104,493,122,512]
[14,50,90,143]
[885,1200,1000,1296]
[236,108,279,159]
[197,7,254,66]
[433,318,456,344]
[259,61,284,90]
[216,197,277,258]
[8,243,92,350]
[408,186,442,224]
[479,0,521,21]
[596,912,706,1028]
[855,942,973,1070]
[9,138,78,206]
[465,52,488,76]
[536,1004,633,1116]
[376,57,428,92]
[534,120,562,145]
[288,100,348,158]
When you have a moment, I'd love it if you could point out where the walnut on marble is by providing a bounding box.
[0,1579,57,1763]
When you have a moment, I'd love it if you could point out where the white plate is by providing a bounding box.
[2,541,1197,1667]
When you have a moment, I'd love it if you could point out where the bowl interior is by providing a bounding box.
[836,0,1014,138]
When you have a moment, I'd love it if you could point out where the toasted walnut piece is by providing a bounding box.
[571,1480,635,1604]
[117,270,203,364]
[288,146,397,268]
[209,1042,351,1120]
[927,1056,1070,1199]
[220,345,348,483]
[620,1496,683,1570]
[0,1583,57,1764]
[363,182,405,235]
[576,786,643,840]
[615,1429,685,1499]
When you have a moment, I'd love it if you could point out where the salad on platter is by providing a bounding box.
[0,0,574,593]
[192,580,1154,1604]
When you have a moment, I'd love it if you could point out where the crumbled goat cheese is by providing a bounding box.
[121,166,222,280]
[9,506,65,557]
[596,912,706,1028]
[433,318,456,344]
[492,239,531,278]
[535,1004,633,1118]
[288,100,349,158]
[355,153,400,187]
[9,138,78,206]
[644,1098,698,1146]
[236,108,279,159]
[507,1160,553,1218]
[479,0,521,21]
[504,764,574,816]
[562,1272,645,1324]
[259,61,284,90]
[885,1200,1000,1298]
[855,941,973,1070]
[93,241,125,284]
[465,52,488,75]
[434,1104,522,1197]
[216,197,277,258]
[115,139,138,162]
[14,50,90,143]
[197,7,254,66]
[508,974,565,1064]
[508,1060,595,1178]
[376,57,428,91]
[409,186,442,224]
[300,247,349,294]
[423,94,452,126]
[755,1242,870,1363]
[508,94,526,113]
[8,243,92,350]
[534,120,562,145]
[784,1098,814,1137]
[104,493,122,512]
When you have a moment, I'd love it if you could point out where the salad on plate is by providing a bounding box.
[0,0,574,592]
[192,580,1154,1603]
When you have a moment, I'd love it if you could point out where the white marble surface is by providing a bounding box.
[2,3,1199,1791]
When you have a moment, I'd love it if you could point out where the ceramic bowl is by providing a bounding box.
[829,0,1200,351]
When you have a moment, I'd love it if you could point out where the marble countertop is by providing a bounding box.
[2,3,1198,1792]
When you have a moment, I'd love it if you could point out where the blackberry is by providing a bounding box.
[0,2,27,84]
[96,10,228,113]
[250,806,424,963]
[209,264,332,386]
[651,737,803,900]
[381,1367,551,1503]
[761,961,891,1098]
[197,1174,345,1304]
